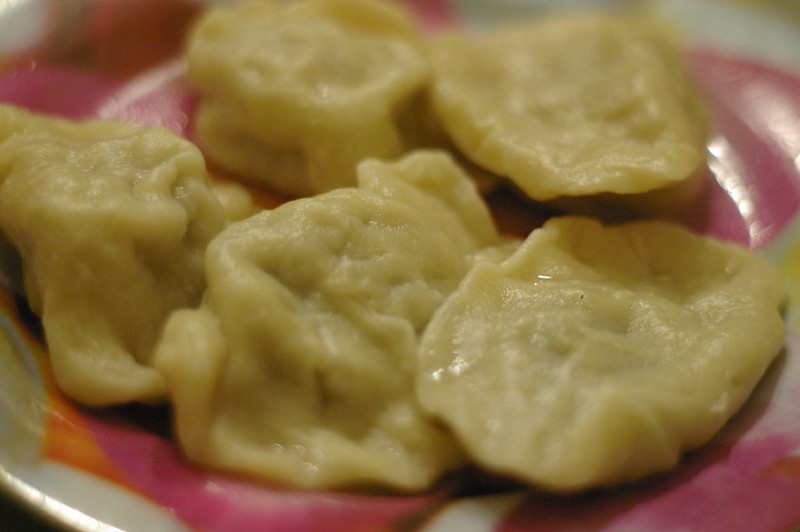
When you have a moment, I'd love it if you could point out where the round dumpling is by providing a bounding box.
[154,151,505,490]
[0,104,227,405]
[429,12,707,202]
[417,216,785,492]
[187,0,431,196]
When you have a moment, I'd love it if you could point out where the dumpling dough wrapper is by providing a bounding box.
[187,0,431,197]
[417,216,785,492]
[430,13,707,205]
[154,151,511,491]
[0,105,227,405]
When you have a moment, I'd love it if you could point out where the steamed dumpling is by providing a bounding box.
[0,104,227,405]
[187,0,431,197]
[430,12,707,203]
[154,151,509,490]
[417,216,785,492]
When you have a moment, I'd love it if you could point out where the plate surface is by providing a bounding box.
[2,1,800,530]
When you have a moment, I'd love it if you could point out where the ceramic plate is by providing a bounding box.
[2,1,800,530]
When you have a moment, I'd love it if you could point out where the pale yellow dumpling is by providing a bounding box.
[0,105,227,406]
[430,13,707,202]
[154,151,507,490]
[187,0,431,197]
[417,216,785,492]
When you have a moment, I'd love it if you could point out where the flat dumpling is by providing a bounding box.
[187,0,431,197]
[429,12,707,203]
[154,151,505,490]
[417,216,785,492]
[0,105,227,405]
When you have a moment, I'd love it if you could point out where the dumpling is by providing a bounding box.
[154,151,507,490]
[208,178,259,223]
[417,216,785,492]
[187,0,431,197]
[429,12,707,204]
[0,104,227,405]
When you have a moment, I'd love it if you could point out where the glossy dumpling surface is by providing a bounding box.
[0,105,226,405]
[417,216,785,491]
[154,151,505,490]
[187,0,430,196]
[430,13,707,201]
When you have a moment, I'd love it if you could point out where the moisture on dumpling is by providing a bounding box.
[208,178,259,223]
[154,151,506,490]
[187,0,431,197]
[417,216,785,492]
[0,104,227,406]
[429,12,707,204]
